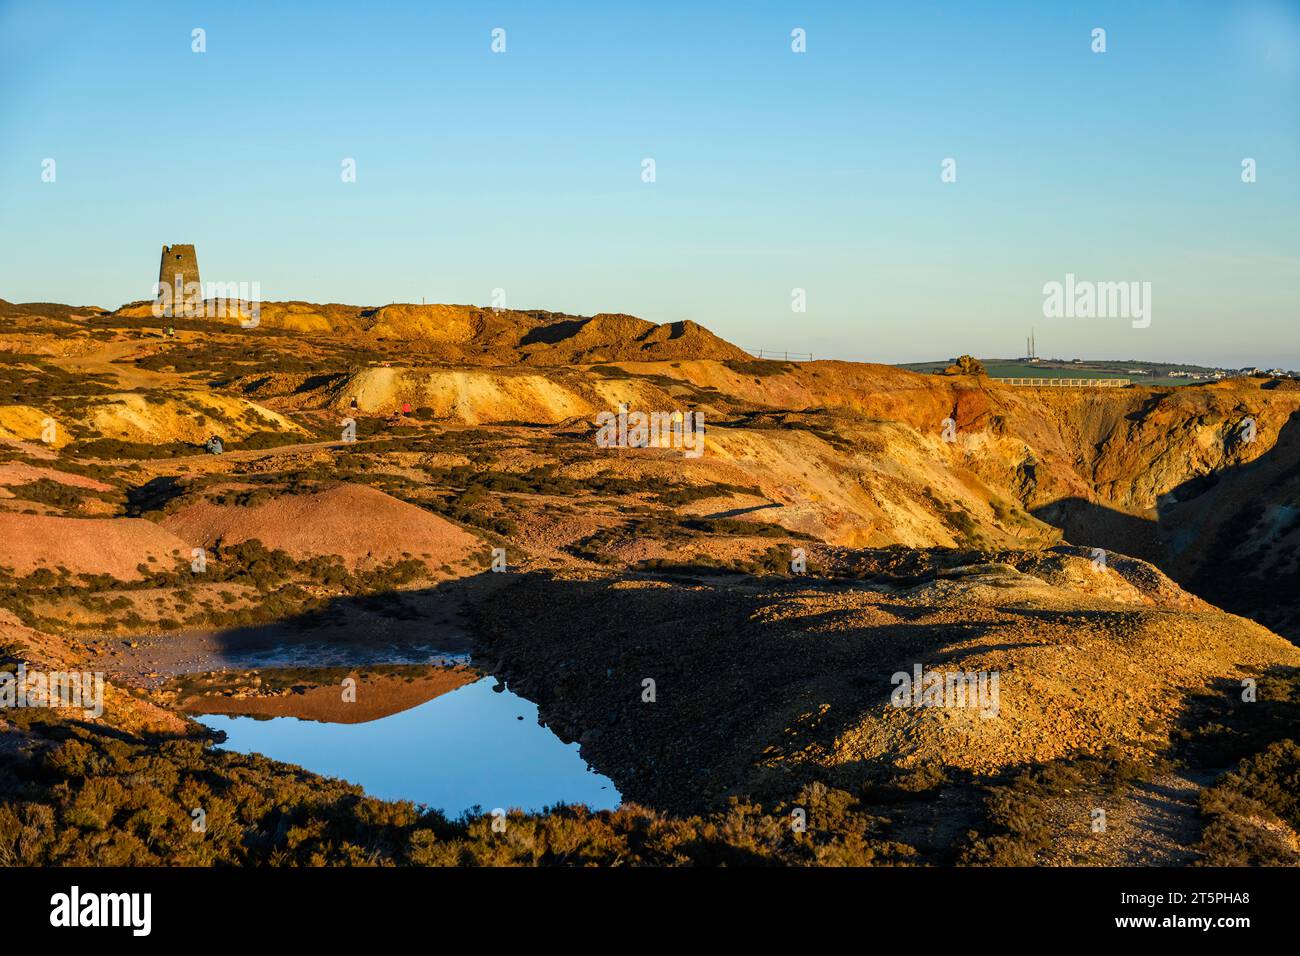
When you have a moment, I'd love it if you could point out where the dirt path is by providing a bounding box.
[1039,769,1210,865]
[1113,771,1209,865]
[53,337,192,389]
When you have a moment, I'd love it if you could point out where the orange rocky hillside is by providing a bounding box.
[109,299,750,366]
[0,513,188,580]
[158,484,483,573]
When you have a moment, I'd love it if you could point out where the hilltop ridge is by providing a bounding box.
[103,299,751,366]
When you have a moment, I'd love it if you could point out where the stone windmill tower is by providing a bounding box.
[157,244,200,315]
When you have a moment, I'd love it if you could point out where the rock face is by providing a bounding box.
[0,405,66,447]
[85,390,304,444]
[236,355,1300,616]
[330,367,594,423]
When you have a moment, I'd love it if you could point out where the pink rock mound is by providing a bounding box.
[161,483,480,571]
[0,463,114,492]
[0,514,188,580]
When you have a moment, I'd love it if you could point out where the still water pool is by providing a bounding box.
[199,676,619,816]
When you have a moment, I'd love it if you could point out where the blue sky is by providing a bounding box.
[1,0,1297,367]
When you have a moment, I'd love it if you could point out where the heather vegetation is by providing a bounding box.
[960,749,1154,865]
[1173,666,1300,865]
[0,715,919,867]
[0,540,429,634]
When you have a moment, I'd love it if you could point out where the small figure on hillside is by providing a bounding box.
[205,435,224,455]
[401,402,412,416]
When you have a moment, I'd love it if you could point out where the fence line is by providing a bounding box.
[993,377,1131,388]
[748,348,813,361]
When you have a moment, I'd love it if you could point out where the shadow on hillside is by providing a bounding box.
[195,571,512,667]
[1032,411,1300,643]
[518,318,586,346]
[1030,497,1160,561]
[1170,668,1300,769]
[125,475,187,516]
[187,567,1024,817]
[500,571,1016,818]
[700,502,783,520]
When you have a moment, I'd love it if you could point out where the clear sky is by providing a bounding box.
[1,0,1297,368]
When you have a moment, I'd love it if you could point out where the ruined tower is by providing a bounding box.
[157,244,201,315]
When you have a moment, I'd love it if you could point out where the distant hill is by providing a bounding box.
[107,299,752,366]
[899,357,1252,387]
[0,299,108,321]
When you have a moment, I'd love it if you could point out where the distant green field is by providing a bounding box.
[898,358,1224,388]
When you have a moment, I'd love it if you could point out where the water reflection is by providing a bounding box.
[199,675,620,815]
